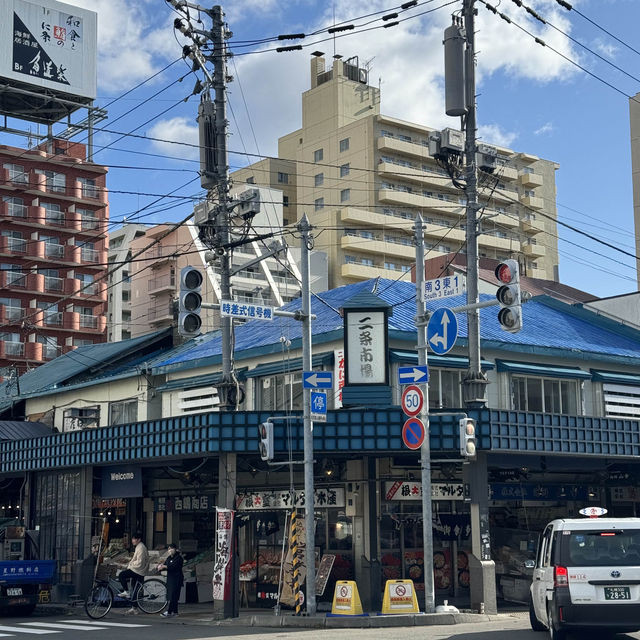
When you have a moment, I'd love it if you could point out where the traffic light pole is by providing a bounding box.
[414,214,435,614]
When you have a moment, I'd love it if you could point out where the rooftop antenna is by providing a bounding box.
[332,2,336,58]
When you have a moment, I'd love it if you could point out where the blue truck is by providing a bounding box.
[0,560,56,615]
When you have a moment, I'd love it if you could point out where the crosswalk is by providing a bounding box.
[0,620,150,637]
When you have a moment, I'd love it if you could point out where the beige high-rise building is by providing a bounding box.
[630,93,640,286]
[233,55,560,288]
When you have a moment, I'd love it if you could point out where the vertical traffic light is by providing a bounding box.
[258,421,274,461]
[495,259,522,333]
[459,417,477,459]
[178,266,203,338]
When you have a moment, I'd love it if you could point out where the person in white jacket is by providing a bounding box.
[117,532,149,607]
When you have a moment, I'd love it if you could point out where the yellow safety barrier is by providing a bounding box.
[330,580,363,615]
[381,579,420,614]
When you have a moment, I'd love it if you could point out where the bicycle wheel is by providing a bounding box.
[85,583,113,619]
[136,578,167,614]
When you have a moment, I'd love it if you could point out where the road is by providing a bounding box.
[0,611,639,639]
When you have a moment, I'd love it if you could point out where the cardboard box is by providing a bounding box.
[196,581,213,603]
[195,561,215,579]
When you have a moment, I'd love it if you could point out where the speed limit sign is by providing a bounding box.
[401,385,424,417]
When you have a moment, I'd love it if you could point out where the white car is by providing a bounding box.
[529,517,640,639]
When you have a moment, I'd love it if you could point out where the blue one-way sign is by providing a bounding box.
[303,371,333,389]
[427,308,458,355]
[398,365,429,385]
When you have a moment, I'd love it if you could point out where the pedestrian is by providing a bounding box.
[158,543,183,618]
[117,532,149,614]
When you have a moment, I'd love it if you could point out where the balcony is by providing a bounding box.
[522,217,545,235]
[0,307,23,324]
[523,242,546,258]
[378,188,465,215]
[79,314,98,329]
[148,304,173,323]
[148,274,176,295]
[2,201,27,218]
[497,166,518,181]
[44,243,65,259]
[377,136,430,161]
[341,206,414,229]
[3,272,26,289]
[45,213,66,227]
[44,276,64,292]
[3,237,26,254]
[423,224,466,244]
[81,216,99,231]
[341,262,412,282]
[340,235,415,260]
[518,172,543,188]
[3,341,24,357]
[378,162,453,190]
[479,235,521,252]
[81,247,99,263]
[520,195,544,210]
[42,344,59,359]
[43,312,63,326]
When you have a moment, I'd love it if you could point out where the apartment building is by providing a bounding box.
[233,55,560,288]
[0,139,108,374]
[629,92,640,286]
[125,186,327,338]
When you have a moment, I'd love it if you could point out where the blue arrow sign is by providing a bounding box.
[303,371,333,389]
[427,308,458,355]
[398,365,429,385]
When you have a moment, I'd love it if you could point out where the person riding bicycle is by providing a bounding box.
[117,532,149,610]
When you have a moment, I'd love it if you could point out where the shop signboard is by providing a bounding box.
[101,465,142,498]
[334,349,345,408]
[489,483,596,502]
[153,495,215,512]
[384,481,467,501]
[213,508,233,601]
[236,487,345,511]
[344,310,388,385]
[611,486,640,502]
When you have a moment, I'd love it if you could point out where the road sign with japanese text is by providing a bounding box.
[220,300,274,321]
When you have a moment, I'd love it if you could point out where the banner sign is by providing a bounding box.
[489,483,597,502]
[153,495,215,512]
[101,465,142,498]
[345,310,387,384]
[384,481,468,501]
[213,508,234,601]
[236,487,345,511]
[0,560,56,583]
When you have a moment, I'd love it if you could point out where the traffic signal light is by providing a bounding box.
[178,266,203,338]
[258,421,274,461]
[459,417,477,459]
[495,259,522,333]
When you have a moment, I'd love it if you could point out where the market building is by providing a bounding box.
[2,278,640,611]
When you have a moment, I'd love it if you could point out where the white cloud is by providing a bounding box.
[478,124,518,148]
[593,37,618,59]
[148,117,199,160]
[534,122,554,135]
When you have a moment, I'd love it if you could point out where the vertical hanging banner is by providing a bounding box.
[345,310,387,384]
[212,508,234,601]
[280,515,307,608]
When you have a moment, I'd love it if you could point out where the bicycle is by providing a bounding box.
[84,574,167,619]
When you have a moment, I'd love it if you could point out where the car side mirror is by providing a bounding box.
[524,560,535,569]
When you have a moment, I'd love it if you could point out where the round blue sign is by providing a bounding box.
[402,417,425,450]
[427,308,458,355]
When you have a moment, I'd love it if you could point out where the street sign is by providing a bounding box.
[398,365,429,385]
[424,275,465,302]
[303,371,333,389]
[427,308,458,355]
[220,300,274,321]
[311,391,327,422]
[401,385,424,418]
[402,417,426,450]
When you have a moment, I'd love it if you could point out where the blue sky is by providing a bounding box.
[3,0,639,299]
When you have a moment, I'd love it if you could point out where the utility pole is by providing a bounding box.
[299,214,316,616]
[461,0,488,408]
[414,214,435,613]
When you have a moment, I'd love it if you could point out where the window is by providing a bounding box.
[74,339,93,347]
[524,189,536,197]
[63,406,100,431]
[2,264,25,287]
[76,273,95,294]
[0,298,22,322]
[38,301,61,325]
[0,332,23,355]
[41,235,64,258]
[81,242,99,262]
[40,268,62,292]
[277,172,289,184]
[398,134,412,142]
[3,163,28,184]
[314,148,323,162]
[385,262,396,271]
[109,399,138,425]
[78,177,98,199]
[314,197,324,211]
[178,387,220,414]
[314,173,324,187]
[2,230,25,253]
[283,195,289,208]
[511,375,581,414]
[340,163,350,177]
[3,196,26,218]
[602,383,640,419]
[339,138,350,152]
[427,369,464,408]
[42,202,64,224]
[259,373,303,411]
[37,335,59,360]
[380,130,394,138]
[340,188,350,202]
[361,258,374,266]
[246,176,255,184]
[36,169,66,193]
[78,208,98,230]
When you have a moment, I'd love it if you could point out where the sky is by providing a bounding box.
[2,0,640,299]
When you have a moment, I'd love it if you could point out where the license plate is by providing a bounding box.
[604,586,631,600]
[6,588,22,596]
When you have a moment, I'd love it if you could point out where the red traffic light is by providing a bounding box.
[496,263,512,283]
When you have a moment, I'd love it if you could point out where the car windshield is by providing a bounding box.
[564,529,640,567]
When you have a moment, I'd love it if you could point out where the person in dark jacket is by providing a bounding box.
[157,543,184,617]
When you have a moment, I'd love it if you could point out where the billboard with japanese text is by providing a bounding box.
[0,0,97,101]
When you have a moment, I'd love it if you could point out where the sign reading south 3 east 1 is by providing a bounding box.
[303,371,333,389]
[427,308,458,355]
[310,391,327,422]
[398,365,429,385]
[424,275,466,302]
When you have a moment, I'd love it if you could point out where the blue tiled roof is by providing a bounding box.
[154,278,640,371]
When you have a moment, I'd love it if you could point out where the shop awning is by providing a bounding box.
[389,349,494,370]
[590,370,640,385]
[245,352,334,378]
[0,420,52,441]
[496,360,591,379]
